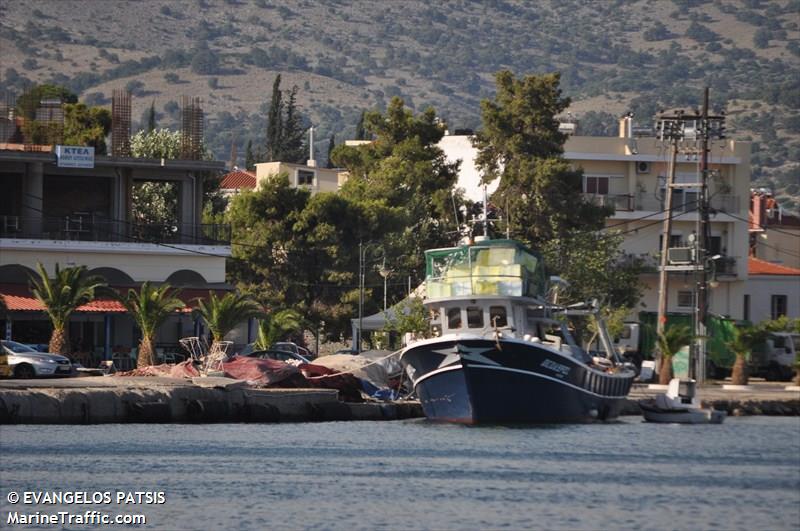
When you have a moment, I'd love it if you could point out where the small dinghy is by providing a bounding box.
[640,378,726,424]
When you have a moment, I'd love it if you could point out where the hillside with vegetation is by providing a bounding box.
[1,0,798,211]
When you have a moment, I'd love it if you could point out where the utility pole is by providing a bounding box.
[654,88,726,383]
[358,240,364,352]
[696,87,714,383]
[655,140,678,340]
[655,112,683,380]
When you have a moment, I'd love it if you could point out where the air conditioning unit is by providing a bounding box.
[636,161,651,174]
[668,247,695,264]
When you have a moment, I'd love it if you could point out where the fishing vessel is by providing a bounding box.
[399,237,636,424]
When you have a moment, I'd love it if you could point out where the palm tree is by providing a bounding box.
[253,309,303,351]
[193,291,264,345]
[116,282,185,368]
[725,323,768,386]
[29,263,106,356]
[656,324,693,385]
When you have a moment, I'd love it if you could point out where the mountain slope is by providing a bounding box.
[1,0,798,210]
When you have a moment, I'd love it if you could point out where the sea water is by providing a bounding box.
[1,416,798,530]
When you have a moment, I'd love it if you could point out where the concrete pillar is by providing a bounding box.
[114,169,132,243]
[104,314,112,360]
[175,176,193,244]
[247,317,255,344]
[23,162,44,235]
[194,173,204,228]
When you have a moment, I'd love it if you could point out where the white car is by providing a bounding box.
[0,340,73,378]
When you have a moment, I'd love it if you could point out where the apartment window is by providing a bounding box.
[658,234,684,249]
[297,170,315,186]
[677,291,694,308]
[708,236,722,256]
[584,176,609,195]
[743,294,750,322]
[771,295,787,320]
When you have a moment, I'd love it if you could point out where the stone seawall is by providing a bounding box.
[621,383,800,416]
[0,377,423,424]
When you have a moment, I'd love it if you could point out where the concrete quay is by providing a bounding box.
[0,376,424,424]
[621,381,800,416]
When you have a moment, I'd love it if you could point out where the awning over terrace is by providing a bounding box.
[0,283,232,313]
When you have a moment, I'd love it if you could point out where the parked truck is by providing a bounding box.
[614,312,798,381]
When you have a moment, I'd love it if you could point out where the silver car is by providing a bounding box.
[0,340,73,378]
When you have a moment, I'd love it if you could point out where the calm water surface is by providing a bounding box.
[1,417,799,530]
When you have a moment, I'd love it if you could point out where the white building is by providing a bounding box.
[435,120,794,323]
[0,147,231,364]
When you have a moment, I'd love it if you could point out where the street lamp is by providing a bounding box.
[377,256,393,313]
[358,241,384,352]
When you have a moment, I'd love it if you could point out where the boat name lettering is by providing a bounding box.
[541,359,570,378]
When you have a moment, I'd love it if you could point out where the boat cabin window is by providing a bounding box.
[466,306,484,328]
[490,305,507,327]
[447,307,462,329]
[525,308,545,334]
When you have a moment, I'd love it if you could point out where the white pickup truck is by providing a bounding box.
[752,332,799,381]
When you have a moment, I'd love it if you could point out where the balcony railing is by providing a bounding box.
[0,215,230,246]
[634,193,740,214]
[582,193,635,211]
[633,252,738,277]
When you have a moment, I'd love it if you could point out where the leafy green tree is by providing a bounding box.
[471,71,641,310]
[226,174,399,336]
[332,97,461,280]
[129,130,186,240]
[542,231,644,310]
[656,324,693,385]
[63,103,112,154]
[29,263,106,356]
[726,323,768,386]
[728,317,800,385]
[384,297,431,342]
[16,84,77,120]
[253,309,303,350]
[473,71,610,250]
[130,129,181,159]
[194,291,264,343]
[116,282,185,367]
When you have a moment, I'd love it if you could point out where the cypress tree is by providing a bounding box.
[245,139,255,170]
[326,134,335,168]
[354,110,367,140]
[147,101,156,132]
[265,75,283,161]
[282,86,306,163]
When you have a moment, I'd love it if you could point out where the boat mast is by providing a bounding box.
[482,185,489,238]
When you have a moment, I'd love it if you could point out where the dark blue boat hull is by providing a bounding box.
[402,338,634,424]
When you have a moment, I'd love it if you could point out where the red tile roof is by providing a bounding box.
[220,169,256,190]
[0,284,232,313]
[748,257,800,276]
